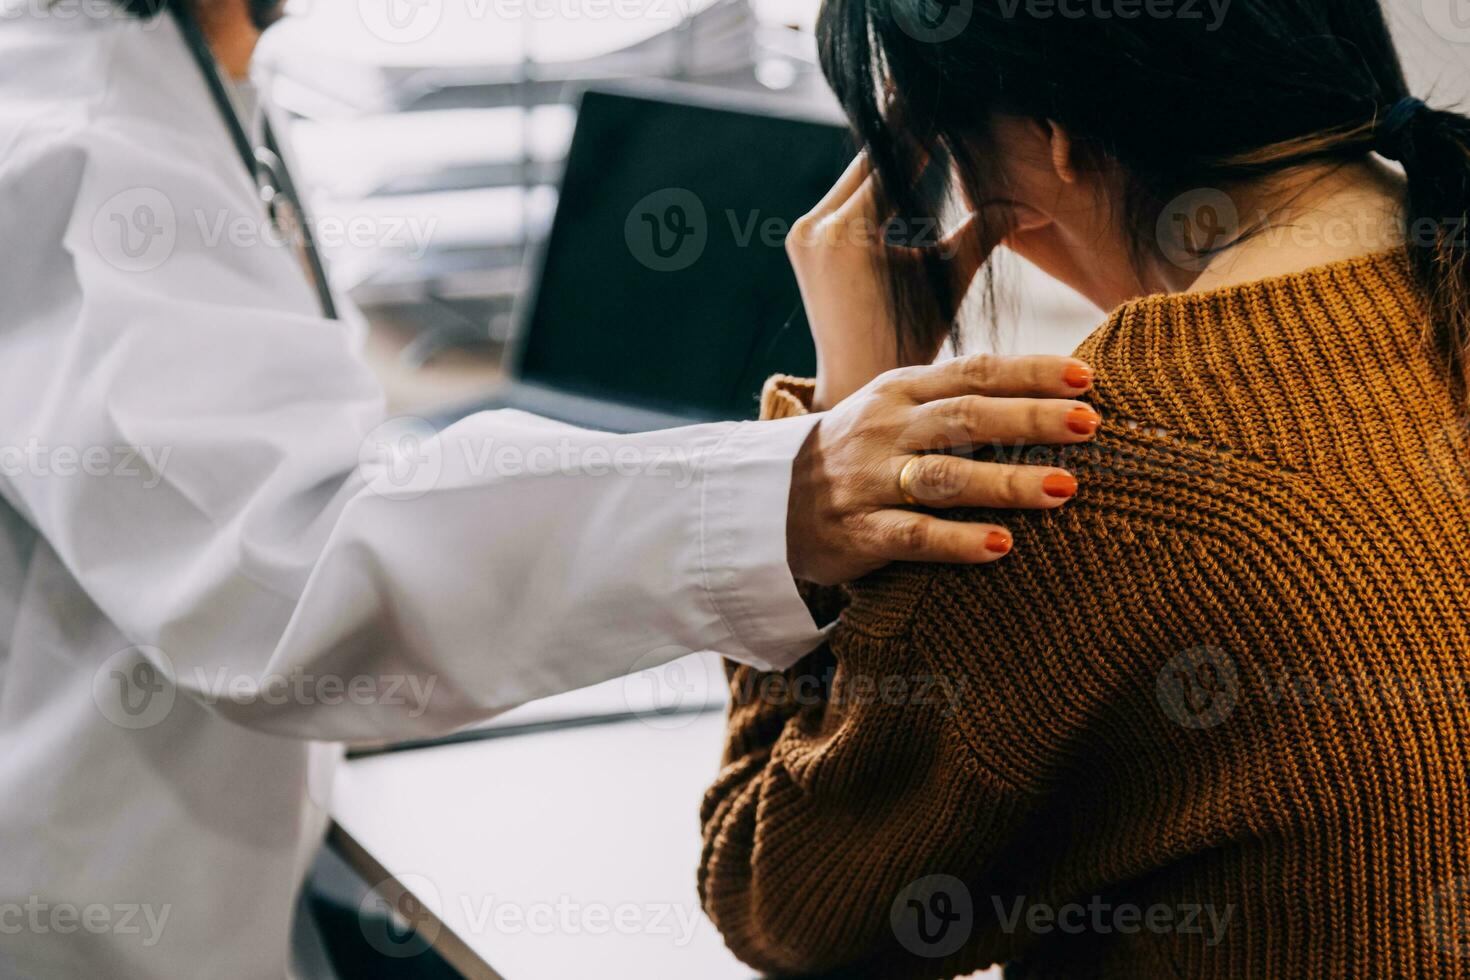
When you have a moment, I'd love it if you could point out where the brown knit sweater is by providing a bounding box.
[698,250,1470,979]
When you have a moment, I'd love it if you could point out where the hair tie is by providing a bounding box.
[1374,97,1427,161]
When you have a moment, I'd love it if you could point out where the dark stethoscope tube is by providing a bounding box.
[169,3,340,321]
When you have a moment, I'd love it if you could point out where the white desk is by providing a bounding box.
[329,707,756,979]
[329,653,1002,980]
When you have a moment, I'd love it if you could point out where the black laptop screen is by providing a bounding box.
[516,88,852,422]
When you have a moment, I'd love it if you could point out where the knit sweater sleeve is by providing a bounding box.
[699,607,1034,977]
[699,374,1035,976]
[699,401,1270,976]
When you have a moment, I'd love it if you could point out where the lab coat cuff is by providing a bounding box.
[700,413,831,671]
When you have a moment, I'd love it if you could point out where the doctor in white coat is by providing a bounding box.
[0,0,1102,976]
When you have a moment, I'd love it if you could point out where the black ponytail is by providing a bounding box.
[1390,104,1470,397]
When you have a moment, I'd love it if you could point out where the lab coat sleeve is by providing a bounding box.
[0,115,826,741]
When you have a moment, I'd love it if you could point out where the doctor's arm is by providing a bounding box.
[0,125,1094,742]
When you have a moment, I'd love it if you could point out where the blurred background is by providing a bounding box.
[252,0,1470,417]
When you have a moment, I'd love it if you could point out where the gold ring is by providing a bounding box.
[898,455,926,507]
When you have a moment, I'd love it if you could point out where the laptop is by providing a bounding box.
[442,79,853,432]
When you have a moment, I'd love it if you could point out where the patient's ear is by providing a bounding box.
[1046,120,1079,186]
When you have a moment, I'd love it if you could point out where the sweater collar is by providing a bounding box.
[1076,248,1447,470]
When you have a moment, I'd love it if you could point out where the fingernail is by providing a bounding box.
[1043,473,1078,499]
[1066,406,1101,435]
[985,531,1012,555]
[1064,364,1093,390]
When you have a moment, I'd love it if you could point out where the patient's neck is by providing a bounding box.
[1179,158,1408,295]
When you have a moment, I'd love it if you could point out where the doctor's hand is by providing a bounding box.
[786,353,1100,586]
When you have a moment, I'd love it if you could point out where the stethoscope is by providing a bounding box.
[170,3,339,320]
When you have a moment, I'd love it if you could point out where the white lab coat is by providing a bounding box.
[0,9,823,978]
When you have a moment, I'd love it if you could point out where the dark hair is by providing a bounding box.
[816,0,1470,397]
[105,0,283,28]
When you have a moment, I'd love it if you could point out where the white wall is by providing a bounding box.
[1389,0,1470,108]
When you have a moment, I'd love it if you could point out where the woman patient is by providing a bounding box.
[698,0,1470,977]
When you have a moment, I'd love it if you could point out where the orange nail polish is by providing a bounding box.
[1066,406,1101,435]
[1064,364,1093,390]
[985,531,1012,555]
[1043,473,1078,499]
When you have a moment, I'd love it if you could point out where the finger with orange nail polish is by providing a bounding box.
[1066,406,1102,436]
[1043,473,1079,499]
[1063,363,1093,391]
